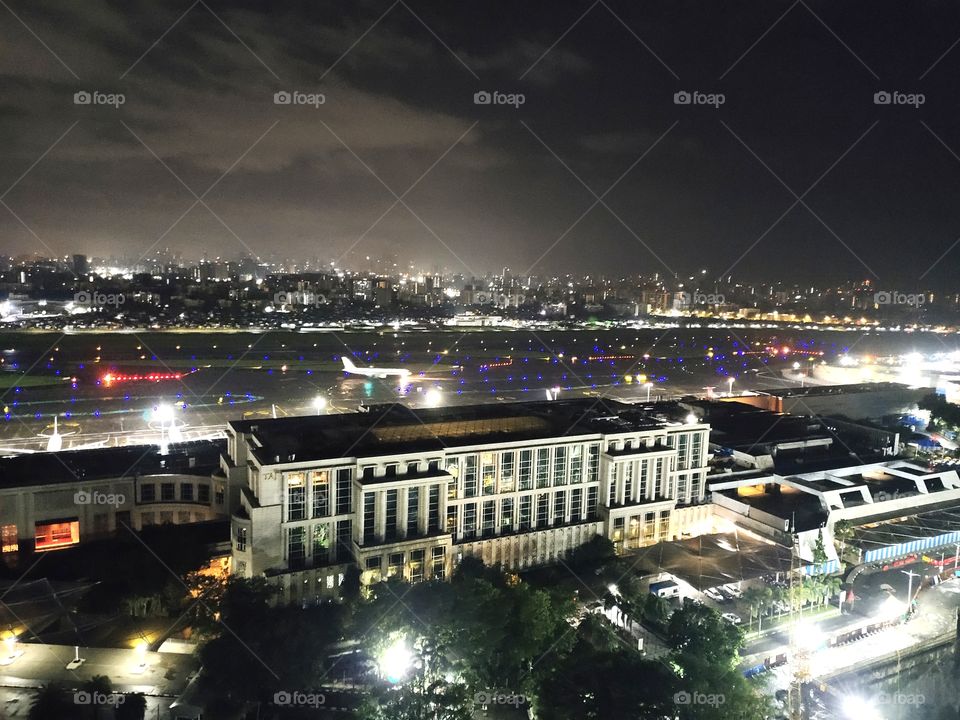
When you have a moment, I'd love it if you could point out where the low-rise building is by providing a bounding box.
[225,399,712,605]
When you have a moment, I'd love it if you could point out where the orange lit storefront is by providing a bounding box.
[34,519,80,551]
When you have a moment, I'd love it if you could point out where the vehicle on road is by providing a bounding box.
[703,587,726,603]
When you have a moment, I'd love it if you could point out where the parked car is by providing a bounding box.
[722,583,743,599]
[704,587,726,603]
[721,612,743,625]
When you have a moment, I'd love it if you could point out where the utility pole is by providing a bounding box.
[902,569,920,614]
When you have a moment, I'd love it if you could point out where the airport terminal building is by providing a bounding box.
[224,399,711,604]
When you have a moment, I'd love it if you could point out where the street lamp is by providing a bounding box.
[424,388,442,408]
[313,396,327,415]
[902,569,920,613]
[379,637,413,684]
[727,376,735,396]
[154,403,174,455]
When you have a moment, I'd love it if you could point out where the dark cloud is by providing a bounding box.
[2,0,960,287]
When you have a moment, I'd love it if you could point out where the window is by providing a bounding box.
[586,487,598,518]
[312,471,330,518]
[387,552,404,578]
[313,524,330,564]
[410,549,425,582]
[570,488,582,521]
[536,493,549,528]
[432,546,445,579]
[366,556,382,570]
[363,493,376,544]
[570,445,583,484]
[519,495,532,529]
[692,433,703,468]
[141,512,155,527]
[407,487,420,536]
[553,491,566,522]
[198,484,210,503]
[336,520,352,562]
[519,449,533,490]
[161,483,175,502]
[655,458,665,497]
[34,520,79,551]
[501,497,514,529]
[428,486,440,532]
[446,505,458,534]
[336,468,352,514]
[623,463,633,503]
[482,501,495,536]
[500,452,515,492]
[464,455,478,497]
[1,525,17,553]
[536,448,550,488]
[288,483,305,521]
[140,484,155,503]
[481,452,496,495]
[181,483,194,502]
[677,434,689,471]
[554,446,567,485]
[587,443,600,482]
[658,510,670,539]
[178,511,191,524]
[288,526,306,567]
[638,460,649,500]
[215,485,225,505]
[385,489,398,540]
[93,513,108,535]
[235,526,247,551]
[462,503,477,539]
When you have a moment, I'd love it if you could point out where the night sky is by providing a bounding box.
[4,0,960,287]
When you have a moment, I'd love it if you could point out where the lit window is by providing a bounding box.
[35,520,79,551]
[1,525,17,553]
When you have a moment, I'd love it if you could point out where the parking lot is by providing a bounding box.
[626,531,795,591]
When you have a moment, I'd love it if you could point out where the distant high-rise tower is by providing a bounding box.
[72,254,88,276]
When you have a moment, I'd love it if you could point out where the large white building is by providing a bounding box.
[225,399,711,605]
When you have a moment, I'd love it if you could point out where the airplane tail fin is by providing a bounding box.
[341,356,357,371]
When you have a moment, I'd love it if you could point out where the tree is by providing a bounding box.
[29,684,73,720]
[115,693,147,720]
[812,529,828,566]
[833,520,854,562]
[565,535,616,573]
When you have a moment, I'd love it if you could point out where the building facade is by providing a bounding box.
[225,400,711,605]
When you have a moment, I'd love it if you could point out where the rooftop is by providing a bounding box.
[0,440,225,489]
[230,399,693,464]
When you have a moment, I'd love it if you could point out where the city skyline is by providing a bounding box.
[5,1,960,286]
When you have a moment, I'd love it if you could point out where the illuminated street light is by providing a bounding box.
[644,382,653,402]
[153,403,174,455]
[727,377,735,396]
[313,396,328,415]
[685,413,697,425]
[132,640,148,673]
[379,637,413,684]
[424,388,442,408]
[841,695,880,720]
[0,635,22,666]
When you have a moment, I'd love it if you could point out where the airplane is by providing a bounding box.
[341,356,411,380]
